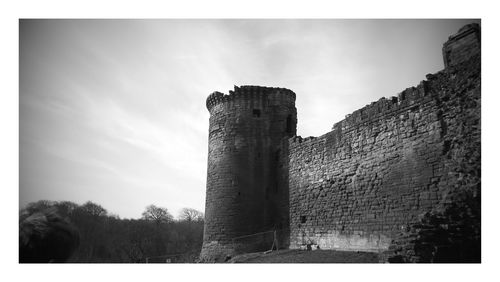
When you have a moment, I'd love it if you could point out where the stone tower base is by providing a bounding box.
[199,241,236,263]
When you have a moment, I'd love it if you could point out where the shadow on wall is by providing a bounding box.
[384,188,481,263]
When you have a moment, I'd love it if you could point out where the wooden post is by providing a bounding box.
[274,230,279,251]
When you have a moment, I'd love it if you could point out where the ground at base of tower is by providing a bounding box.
[227,249,380,263]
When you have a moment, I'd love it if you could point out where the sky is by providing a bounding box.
[19,19,479,219]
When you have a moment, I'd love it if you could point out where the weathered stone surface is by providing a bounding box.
[442,23,480,68]
[288,25,481,260]
[201,24,481,263]
[200,86,297,262]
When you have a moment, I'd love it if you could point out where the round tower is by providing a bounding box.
[200,85,297,261]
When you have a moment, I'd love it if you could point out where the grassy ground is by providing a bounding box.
[229,249,381,263]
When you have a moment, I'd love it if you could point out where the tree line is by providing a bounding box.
[20,200,204,263]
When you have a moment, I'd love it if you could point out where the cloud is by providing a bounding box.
[20,19,479,218]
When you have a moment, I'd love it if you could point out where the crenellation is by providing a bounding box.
[331,79,434,133]
[206,85,296,115]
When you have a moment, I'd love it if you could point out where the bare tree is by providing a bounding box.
[80,201,108,217]
[178,208,204,222]
[142,205,173,224]
[57,201,80,217]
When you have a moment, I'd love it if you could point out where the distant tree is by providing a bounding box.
[108,213,121,220]
[178,208,204,222]
[20,200,205,262]
[56,201,80,217]
[141,205,173,225]
[80,201,107,217]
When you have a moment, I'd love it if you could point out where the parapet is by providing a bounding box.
[442,23,480,68]
[330,22,481,134]
[331,80,430,132]
[206,85,296,112]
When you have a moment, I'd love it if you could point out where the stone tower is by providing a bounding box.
[200,85,297,261]
[442,23,480,68]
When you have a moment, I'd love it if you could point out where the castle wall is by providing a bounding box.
[288,54,480,252]
[200,86,296,261]
[200,23,480,261]
[443,23,480,68]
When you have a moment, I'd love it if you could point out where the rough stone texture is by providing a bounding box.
[288,25,480,259]
[382,193,481,263]
[443,23,480,68]
[200,86,297,262]
[201,24,480,263]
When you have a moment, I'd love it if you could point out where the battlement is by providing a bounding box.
[331,80,430,133]
[329,50,479,135]
[206,85,296,112]
[290,135,318,145]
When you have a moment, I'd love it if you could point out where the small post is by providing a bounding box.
[274,230,279,251]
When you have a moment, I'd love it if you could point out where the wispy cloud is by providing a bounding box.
[20,19,478,218]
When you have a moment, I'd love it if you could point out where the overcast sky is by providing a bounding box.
[19,19,479,219]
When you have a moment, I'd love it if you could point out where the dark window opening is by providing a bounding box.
[300,216,307,223]
[286,115,293,134]
[275,149,280,161]
[253,109,261,117]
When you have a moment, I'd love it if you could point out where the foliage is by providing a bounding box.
[178,208,204,222]
[19,200,204,263]
[80,201,108,217]
[141,204,173,224]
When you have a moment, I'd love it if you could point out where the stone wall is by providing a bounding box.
[288,53,480,253]
[200,86,297,261]
[443,23,480,68]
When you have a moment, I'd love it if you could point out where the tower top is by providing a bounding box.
[442,23,480,68]
[206,85,296,112]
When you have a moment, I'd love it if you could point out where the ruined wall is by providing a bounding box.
[443,23,480,68]
[288,51,480,252]
[200,86,297,261]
